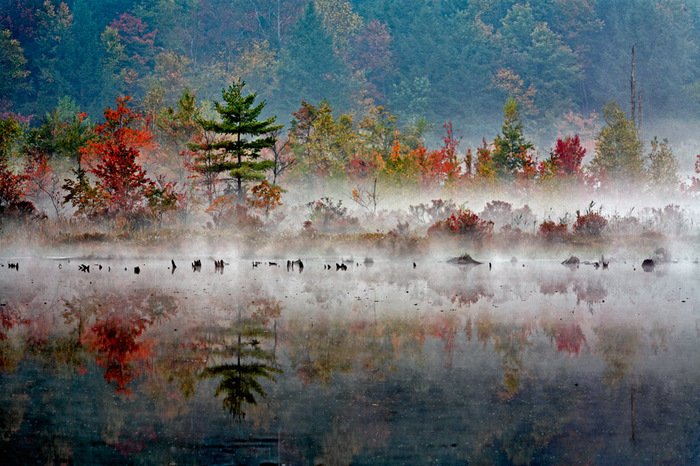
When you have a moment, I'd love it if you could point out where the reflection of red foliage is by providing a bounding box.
[86,313,151,394]
[0,306,21,340]
[427,316,459,367]
[546,323,586,356]
[113,426,157,457]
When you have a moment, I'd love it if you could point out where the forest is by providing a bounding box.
[2,0,700,252]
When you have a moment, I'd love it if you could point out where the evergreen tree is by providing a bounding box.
[0,29,30,102]
[276,2,354,116]
[591,101,644,185]
[492,97,535,180]
[191,80,283,201]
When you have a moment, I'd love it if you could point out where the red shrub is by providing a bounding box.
[538,220,568,241]
[427,209,493,239]
[572,212,607,236]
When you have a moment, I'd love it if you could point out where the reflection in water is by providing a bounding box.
[65,292,178,394]
[543,322,587,356]
[0,258,699,463]
[595,324,642,389]
[200,304,281,419]
[475,316,534,399]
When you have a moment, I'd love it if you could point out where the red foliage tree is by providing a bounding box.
[0,159,28,214]
[80,95,156,170]
[109,13,161,84]
[91,142,155,215]
[541,135,586,180]
[247,179,282,215]
[422,122,462,186]
[63,96,177,220]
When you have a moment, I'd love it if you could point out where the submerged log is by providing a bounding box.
[642,259,655,272]
[561,255,580,266]
[447,254,483,265]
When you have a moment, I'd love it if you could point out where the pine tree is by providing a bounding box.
[191,80,283,201]
[492,97,535,180]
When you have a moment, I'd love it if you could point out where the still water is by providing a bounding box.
[0,255,699,464]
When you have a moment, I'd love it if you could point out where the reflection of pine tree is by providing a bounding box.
[201,307,280,419]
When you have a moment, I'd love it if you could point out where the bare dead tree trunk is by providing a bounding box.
[630,45,636,125]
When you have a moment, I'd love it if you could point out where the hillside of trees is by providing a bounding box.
[2,0,700,249]
[3,1,700,134]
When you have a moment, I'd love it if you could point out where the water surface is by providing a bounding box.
[1,256,698,464]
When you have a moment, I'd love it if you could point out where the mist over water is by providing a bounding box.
[1,253,699,464]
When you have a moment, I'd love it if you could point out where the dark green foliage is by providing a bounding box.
[492,98,535,180]
[190,81,283,201]
[276,2,354,116]
[0,29,30,100]
[2,0,700,138]
[591,101,644,185]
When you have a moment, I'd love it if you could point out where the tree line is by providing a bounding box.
[0,80,693,230]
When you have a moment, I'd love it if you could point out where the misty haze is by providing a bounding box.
[2,0,700,464]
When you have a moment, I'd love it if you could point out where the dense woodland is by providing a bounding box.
[2,0,700,245]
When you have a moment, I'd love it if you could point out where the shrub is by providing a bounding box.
[572,212,607,236]
[206,196,263,231]
[538,220,568,241]
[427,209,493,239]
[306,197,359,233]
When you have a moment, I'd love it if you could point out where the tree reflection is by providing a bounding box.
[428,314,460,366]
[65,292,178,394]
[594,324,641,389]
[574,278,608,307]
[474,315,534,399]
[542,321,587,356]
[200,302,281,419]
[287,315,353,386]
[0,304,27,371]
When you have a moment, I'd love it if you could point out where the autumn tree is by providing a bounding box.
[63,96,177,221]
[288,100,357,183]
[0,116,35,218]
[156,87,202,184]
[190,80,282,202]
[539,135,586,181]
[645,137,679,194]
[590,101,644,186]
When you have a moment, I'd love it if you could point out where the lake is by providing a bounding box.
[1,254,699,464]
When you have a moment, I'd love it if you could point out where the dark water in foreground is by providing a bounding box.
[0,255,699,465]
